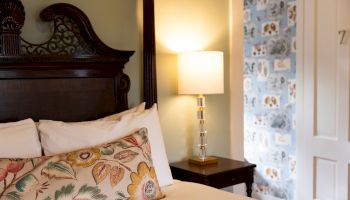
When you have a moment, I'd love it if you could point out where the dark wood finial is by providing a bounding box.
[0,0,25,56]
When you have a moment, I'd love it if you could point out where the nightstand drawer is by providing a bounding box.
[207,169,254,188]
[171,168,208,184]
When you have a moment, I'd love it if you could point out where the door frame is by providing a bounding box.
[296,0,307,198]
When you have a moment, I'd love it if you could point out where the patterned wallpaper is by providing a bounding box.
[243,0,296,199]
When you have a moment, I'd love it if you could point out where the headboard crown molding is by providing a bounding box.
[0,2,134,64]
[17,3,134,63]
[20,3,134,60]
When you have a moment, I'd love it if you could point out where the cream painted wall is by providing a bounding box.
[155,0,233,162]
[230,0,244,161]
[20,0,142,106]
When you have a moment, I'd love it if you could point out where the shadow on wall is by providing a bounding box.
[156,53,196,162]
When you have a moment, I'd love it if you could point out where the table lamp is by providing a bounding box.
[177,51,224,165]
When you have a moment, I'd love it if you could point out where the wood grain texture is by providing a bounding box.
[143,0,157,108]
[0,78,116,122]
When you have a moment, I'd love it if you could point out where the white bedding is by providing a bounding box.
[162,180,255,200]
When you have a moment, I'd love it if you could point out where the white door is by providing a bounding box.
[297,0,350,199]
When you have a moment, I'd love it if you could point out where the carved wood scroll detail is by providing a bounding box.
[20,3,134,59]
[21,15,96,56]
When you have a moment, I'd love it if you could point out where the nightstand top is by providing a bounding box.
[170,156,256,176]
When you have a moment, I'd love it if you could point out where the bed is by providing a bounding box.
[0,0,254,199]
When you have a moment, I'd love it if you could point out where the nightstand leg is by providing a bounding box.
[245,181,253,197]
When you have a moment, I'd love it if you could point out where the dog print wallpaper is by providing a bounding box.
[243,0,296,199]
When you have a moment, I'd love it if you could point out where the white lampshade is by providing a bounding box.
[178,51,224,94]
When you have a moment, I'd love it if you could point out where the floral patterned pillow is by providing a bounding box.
[0,128,163,200]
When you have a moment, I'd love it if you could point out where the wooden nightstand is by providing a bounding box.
[170,156,256,197]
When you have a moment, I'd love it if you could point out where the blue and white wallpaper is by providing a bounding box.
[243,0,296,199]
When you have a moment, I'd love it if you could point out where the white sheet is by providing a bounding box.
[162,180,255,200]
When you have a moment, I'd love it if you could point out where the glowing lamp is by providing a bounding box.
[177,51,224,165]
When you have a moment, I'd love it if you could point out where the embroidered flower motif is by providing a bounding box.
[100,144,114,155]
[67,148,101,168]
[6,159,25,173]
[123,135,140,147]
[0,168,8,181]
[127,162,161,200]
[143,142,152,162]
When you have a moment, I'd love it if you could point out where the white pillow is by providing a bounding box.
[76,102,146,124]
[96,102,145,121]
[38,102,145,154]
[38,104,173,187]
[0,119,42,158]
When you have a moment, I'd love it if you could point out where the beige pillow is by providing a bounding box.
[0,128,163,200]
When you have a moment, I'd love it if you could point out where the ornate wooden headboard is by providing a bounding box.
[0,0,157,122]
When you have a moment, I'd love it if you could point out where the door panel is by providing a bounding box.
[315,0,337,138]
[297,0,350,199]
[315,158,337,199]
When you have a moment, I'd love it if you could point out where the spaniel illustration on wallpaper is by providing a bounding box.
[243,0,296,199]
